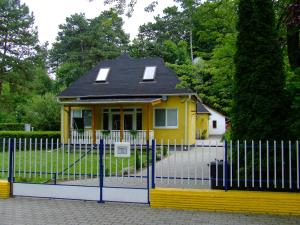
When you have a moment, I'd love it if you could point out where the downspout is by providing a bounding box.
[185,95,192,145]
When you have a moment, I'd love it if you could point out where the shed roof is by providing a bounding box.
[196,102,210,114]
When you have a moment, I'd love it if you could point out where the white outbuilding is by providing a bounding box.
[204,105,226,137]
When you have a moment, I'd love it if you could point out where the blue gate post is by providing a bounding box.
[224,140,229,191]
[98,139,104,203]
[151,139,156,189]
[8,138,15,197]
[146,140,150,204]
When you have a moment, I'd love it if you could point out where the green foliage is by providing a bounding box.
[201,33,236,114]
[17,93,60,131]
[167,63,205,92]
[232,0,289,141]
[135,152,141,170]
[200,129,207,140]
[0,0,39,94]
[162,40,191,65]
[50,10,129,88]
[192,0,237,55]
[0,131,60,139]
[129,6,190,59]
[0,123,25,131]
[287,67,300,138]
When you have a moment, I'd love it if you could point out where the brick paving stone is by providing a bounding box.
[0,197,299,225]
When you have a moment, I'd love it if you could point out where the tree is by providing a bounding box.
[202,33,236,114]
[231,0,289,141]
[0,0,39,94]
[17,93,60,131]
[285,1,300,69]
[193,0,237,56]
[161,40,190,65]
[129,6,190,59]
[50,10,129,87]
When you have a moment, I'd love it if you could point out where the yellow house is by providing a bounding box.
[195,102,210,139]
[58,54,204,145]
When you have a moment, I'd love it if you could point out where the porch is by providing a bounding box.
[71,129,154,145]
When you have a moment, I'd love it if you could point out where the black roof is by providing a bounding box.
[196,102,210,114]
[58,54,194,98]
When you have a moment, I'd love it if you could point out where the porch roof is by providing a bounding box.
[61,97,162,105]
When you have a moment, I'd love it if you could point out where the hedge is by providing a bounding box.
[0,123,25,131]
[0,131,61,139]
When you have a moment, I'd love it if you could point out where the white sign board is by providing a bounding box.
[114,142,131,158]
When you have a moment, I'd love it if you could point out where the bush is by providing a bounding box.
[0,123,25,131]
[17,93,60,131]
[0,131,60,139]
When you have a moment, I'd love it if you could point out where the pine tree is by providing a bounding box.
[231,0,289,141]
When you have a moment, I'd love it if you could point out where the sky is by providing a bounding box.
[21,0,177,46]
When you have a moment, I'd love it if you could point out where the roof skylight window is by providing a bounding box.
[143,66,156,81]
[96,68,110,82]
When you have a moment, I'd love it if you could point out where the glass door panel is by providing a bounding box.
[112,114,120,130]
[124,114,133,130]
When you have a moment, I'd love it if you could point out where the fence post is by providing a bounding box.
[53,173,57,185]
[8,138,15,197]
[146,140,150,204]
[151,139,156,189]
[224,140,228,191]
[98,139,104,203]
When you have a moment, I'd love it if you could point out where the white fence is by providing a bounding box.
[0,138,299,191]
[71,130,154,145]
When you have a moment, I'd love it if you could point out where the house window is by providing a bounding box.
[83,110,92,128]
[136,109,142,130]
[72,109,92,129]
[72,109,82,118]
[154,108,178,128]
[102,108,143,130]
[96,68,110,82]
[213,120,217,129]
[143,66,156,81]
[103,110,109,130]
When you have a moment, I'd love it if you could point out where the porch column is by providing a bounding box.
[92,105,96,144]
[120,106,124,142]
[67,106,71,141]
[61,105,64,143]
[146,103,150,142]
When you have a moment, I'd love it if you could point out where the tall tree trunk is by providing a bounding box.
[189,29,193,61]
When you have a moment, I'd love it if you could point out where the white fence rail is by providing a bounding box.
[71,130,154,145]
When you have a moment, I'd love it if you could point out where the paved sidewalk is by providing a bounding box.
[0,197,299,225]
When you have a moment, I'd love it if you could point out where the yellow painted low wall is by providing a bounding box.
[150,188,300,216]
[0,180,10,199]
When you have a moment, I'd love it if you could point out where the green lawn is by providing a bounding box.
[0,147,149,183]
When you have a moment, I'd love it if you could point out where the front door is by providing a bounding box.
[112,114,120,130]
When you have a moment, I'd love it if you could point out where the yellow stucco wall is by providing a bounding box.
[0,180,10,199]
[196,113,209,139]
[151,188,300,216]
[61,96,196,144]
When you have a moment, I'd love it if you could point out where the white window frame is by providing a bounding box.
[153,108,178,129]
[95,68,110,82]
[82,109,92,129]
[71,108,92,129]
[102,108,142,130]
[72,109,82,118]
[143,66,157,81]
